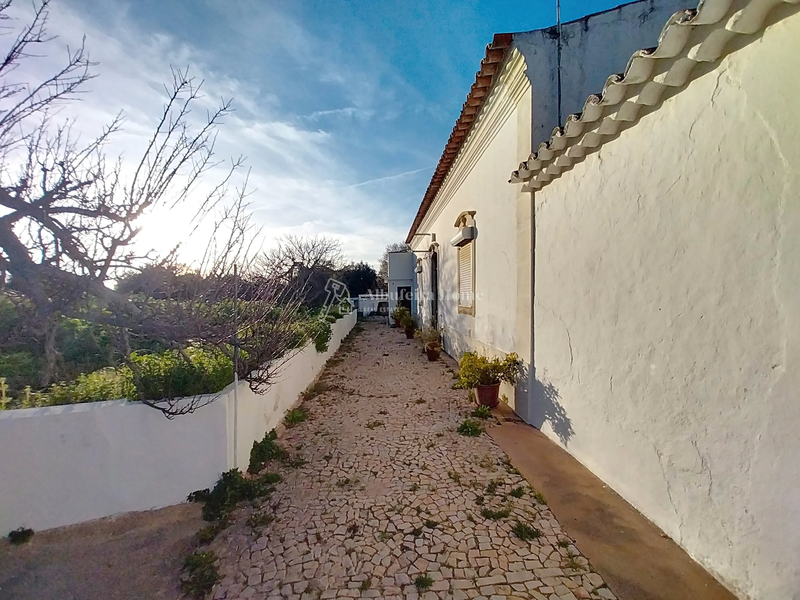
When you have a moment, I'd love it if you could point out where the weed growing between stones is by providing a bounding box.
[532,490,547,504]
[365,420,384,429]
[181,551,221,598]
[415,574,434,591]
[471,405,492,419]
[284,408,308,427]
[188,469,280,523]
[511,521,542,541]
[558,539,571,548]
[480,507,511,520]
[248,430,287,473]
[509,486,525,498]
[457,418,483,436]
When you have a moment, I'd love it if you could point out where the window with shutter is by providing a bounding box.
[458,241,474,315]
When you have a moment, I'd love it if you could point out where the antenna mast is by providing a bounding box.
[556,0,563,125]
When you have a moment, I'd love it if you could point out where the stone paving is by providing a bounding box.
[210,320,617,600]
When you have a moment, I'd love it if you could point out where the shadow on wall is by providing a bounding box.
[518,365,575,446]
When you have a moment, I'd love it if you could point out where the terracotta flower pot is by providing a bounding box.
[476,383,501,407]
[425,345,441,361]
[404,327,415,339]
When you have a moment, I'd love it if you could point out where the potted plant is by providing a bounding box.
[456,351,522,407]
[391,306,410,328]
[415,327,442,361]
[400,312,417,339]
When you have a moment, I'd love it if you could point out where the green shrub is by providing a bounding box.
[284,408,307,428]
[248,429,287,473]
[129,346,232,401]
[457,419,483,437]
[182,551,220,598]
[456,351,522,388]
[189,468,280,522]
[7,527,34,545]
[0,352,41,397]
[46,367,135,406]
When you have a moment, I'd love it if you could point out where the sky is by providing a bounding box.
[8,0,631,268]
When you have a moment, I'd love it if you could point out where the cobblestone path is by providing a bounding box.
[211,320,617,600]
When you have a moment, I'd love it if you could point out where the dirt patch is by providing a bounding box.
[0,503,202,600]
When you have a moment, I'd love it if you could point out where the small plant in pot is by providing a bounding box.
[456,352,522,408]
[415,327,442,361]
[391,306,410,328]
[400,313,417,339]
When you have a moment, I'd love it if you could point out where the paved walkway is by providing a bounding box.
[211,320,617,600]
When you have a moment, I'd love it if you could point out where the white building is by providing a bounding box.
[386,251,417,318]
[407,1,800,598]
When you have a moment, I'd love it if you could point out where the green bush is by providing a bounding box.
[130,346,232,401]
[181,551,221,598]
[7,527,34,545]
[248,429,287,474]
[47,367,135,405]
[0,352,41,396]
[189,468,280,522]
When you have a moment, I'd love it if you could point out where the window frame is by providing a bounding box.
[457,240,475,316]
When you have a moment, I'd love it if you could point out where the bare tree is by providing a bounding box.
[258,234,343,306]
[378,242,410,282]
[0,0,310,416]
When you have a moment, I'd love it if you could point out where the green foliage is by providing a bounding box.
[391,306,410,324]
[7,527,34,545]
[301,380,330,400]
[480,507,511,520]
[414,574,434,591]
[182,551,221,598]
[284,408,308,428]
[414,326,441,348]
[189,468,280,522]
[509,486,525,499]
[457,419,483,437]
[0,352,41,396]
[511,521,541,541]
[248,430,287,474]
[400,312,417,331]
[298,317,332,353]
[46,367,135,406]
[129,346,232,401]
[456,351,522,388]
[471,405,492,419]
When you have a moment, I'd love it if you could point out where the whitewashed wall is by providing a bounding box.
[0,311,356,533]
[411,49,532,409]
[531,13,800,600]
[515,0,687,148]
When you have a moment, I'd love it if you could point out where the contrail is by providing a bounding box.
[346,165,435,188]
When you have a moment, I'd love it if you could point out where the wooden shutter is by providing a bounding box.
[458,242,473,310]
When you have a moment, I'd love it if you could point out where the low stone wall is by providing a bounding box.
[0,311,357,533]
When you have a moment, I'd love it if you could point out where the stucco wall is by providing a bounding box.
[531,13,800,600]
[515,0,687,148]
[0,311,356,533]
[412,50,532,413]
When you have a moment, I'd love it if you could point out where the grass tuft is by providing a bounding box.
[480,507,511,520]
[284,408,308,427]
[511,521,541,541]
[415,574,434,591]
[457,419,483,437]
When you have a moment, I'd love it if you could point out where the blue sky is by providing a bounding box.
[17,0,631,266]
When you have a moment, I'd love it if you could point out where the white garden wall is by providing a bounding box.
[0,311,356,533]
[531,13,800,600]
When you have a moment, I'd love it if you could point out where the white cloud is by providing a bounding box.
[3,0,421,269]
